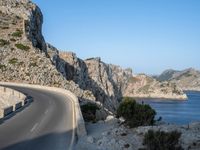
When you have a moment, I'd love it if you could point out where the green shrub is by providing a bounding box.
[8,58,18,64]
[25,72,30,76]
[10,38,16,42]
[143,130,182,150]
[12,29,23,37]
[18,61,24,66]
[117,97,156,128]
[1,26,9,29]
[81,103,99,122]
[0,64,6,71]
[29,62,38,67]
[0,39,9,46]
[15,43,30,51]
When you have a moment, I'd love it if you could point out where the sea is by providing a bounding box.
[139,91,200,125]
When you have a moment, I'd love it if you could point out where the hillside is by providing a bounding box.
[156,68,200,91]
[0,0,187,119]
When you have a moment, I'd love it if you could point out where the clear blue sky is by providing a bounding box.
[33,0,200,75]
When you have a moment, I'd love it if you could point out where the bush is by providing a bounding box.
[10,38,16,42]
[12,29,23,37]
[0,64,6,71]
[15,43,30,51]
[81,103,99,122]
[9,58,18,64]
[0,39,9,46]
[29,62,38,67]
[18,61,24,66]
[143,130,182,150]
[1,26,9,29]
[117,97,156,128]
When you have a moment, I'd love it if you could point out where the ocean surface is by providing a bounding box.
[139,91,200,125]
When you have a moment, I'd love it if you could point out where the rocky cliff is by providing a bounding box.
[156,68,200,91]
[0,0,187,118]
[52,50,133,112]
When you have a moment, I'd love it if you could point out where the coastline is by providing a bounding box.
[125,94,188,101]
[184,89,200,92]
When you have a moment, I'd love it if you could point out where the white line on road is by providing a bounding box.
[31,123,39,132]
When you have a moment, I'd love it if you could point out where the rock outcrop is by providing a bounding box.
[155,68,200,91]
[124,74,187,99]
[0,0,46,52]
[0,0,187,118]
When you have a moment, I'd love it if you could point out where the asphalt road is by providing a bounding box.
[0,86,74,150]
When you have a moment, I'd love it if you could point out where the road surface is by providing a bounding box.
[0,86,74,150]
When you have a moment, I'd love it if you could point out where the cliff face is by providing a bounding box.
[0,0,46,52]
[156,68,200,91]
[49,50,133,112]
[0,0,187,118]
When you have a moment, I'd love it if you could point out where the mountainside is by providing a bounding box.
[156,68,200,91]
[0,0,187,119]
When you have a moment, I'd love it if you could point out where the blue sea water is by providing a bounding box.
[139,91,200,125]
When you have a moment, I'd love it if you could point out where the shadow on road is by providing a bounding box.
[0,131,74,150]
[0,98,34,125]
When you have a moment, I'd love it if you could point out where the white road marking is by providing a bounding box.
[31,123,38,132]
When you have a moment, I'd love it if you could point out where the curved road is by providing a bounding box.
[0,86,74,150]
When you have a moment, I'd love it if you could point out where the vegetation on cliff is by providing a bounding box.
[143,130,182,150]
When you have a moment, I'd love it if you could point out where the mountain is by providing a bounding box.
[156,68,200,91]
[155,69,181,81]
[0,0,187,119]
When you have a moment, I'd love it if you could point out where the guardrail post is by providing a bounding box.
[4,87,6,92]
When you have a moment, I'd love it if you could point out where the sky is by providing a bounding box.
[32,0,200,75]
